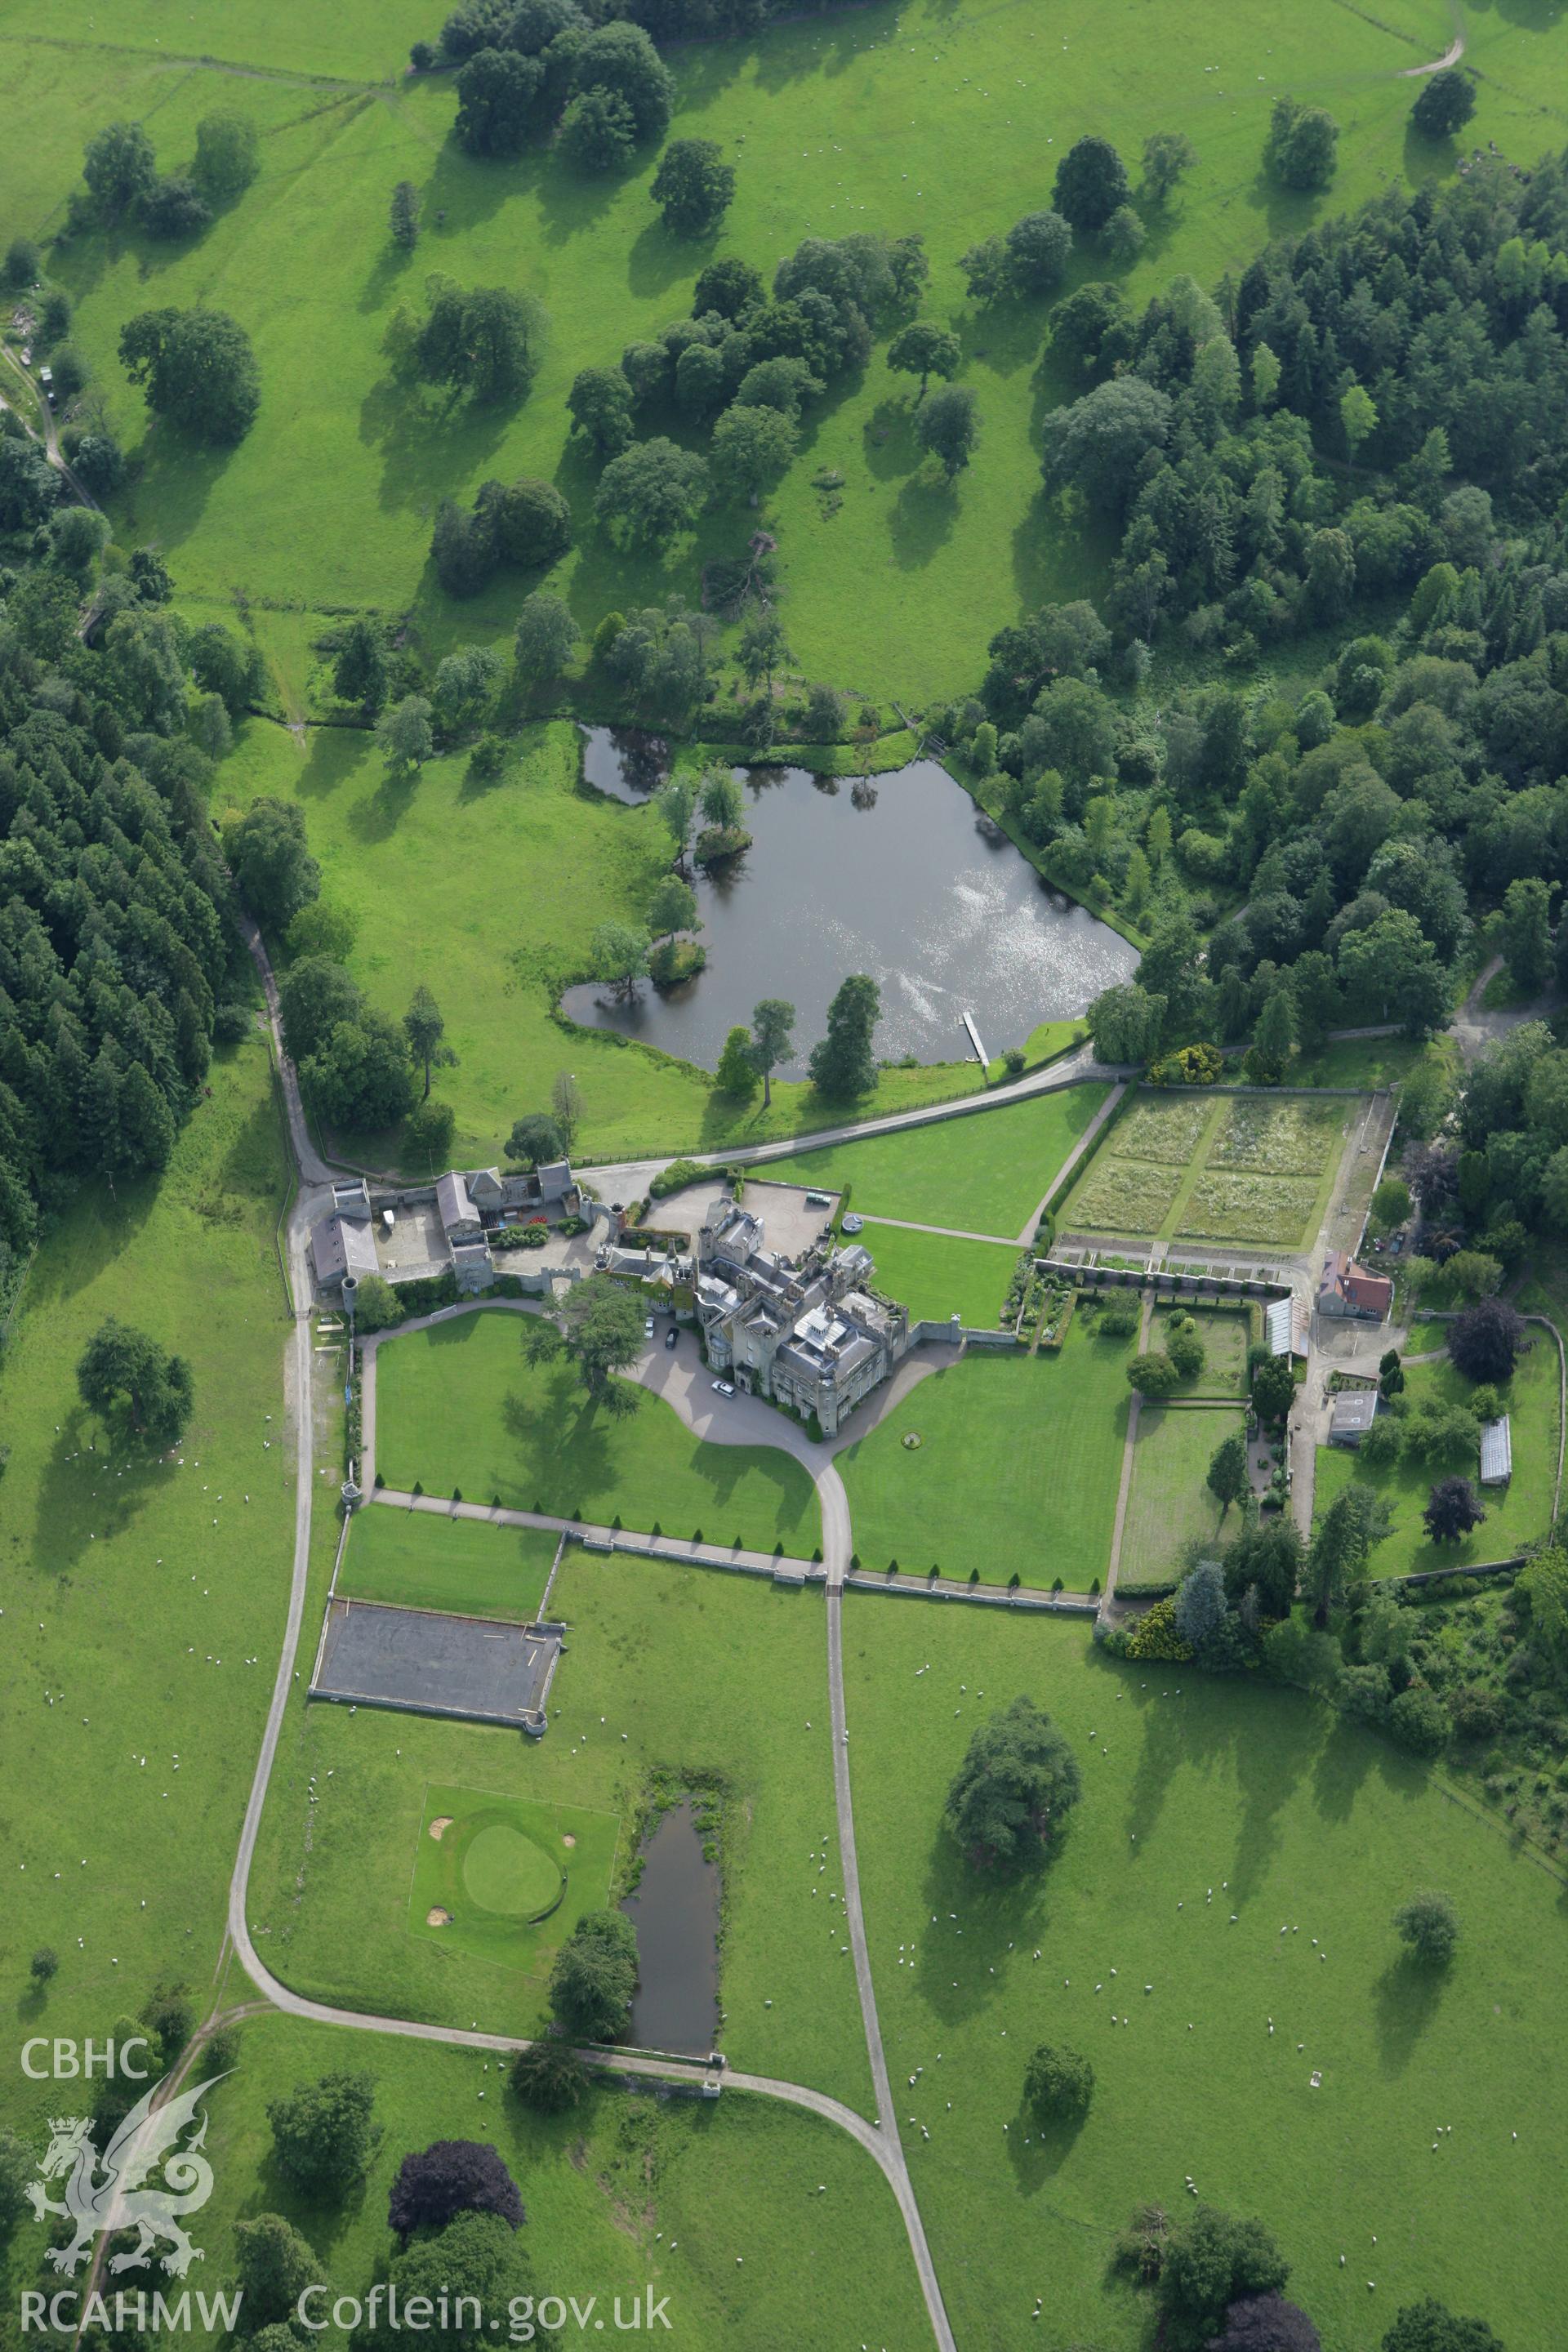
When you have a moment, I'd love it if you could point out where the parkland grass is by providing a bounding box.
[844,1602,1568,2352]
[179,2014,929,2352]
[764,1080,1109,1236]
[372,1310,822,1552]
[1120,1403,1248,1580]
[247,1550,871,2105]
[836,1320,1134,1588]
[0,1044,294,2135]
[1314,1340,1561,1580]
[7,0,1543,716]
[339,1504,560,1621]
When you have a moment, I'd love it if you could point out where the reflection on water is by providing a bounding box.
[620,1798,719,2058]
[562,750,1136,1076]
[581,725,670,802]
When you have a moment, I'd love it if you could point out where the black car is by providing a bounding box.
[665,1326,679,1348]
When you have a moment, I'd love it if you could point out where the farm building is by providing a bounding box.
[1318,1251,1393,1323]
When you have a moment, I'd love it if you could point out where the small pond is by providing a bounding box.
[565,739,1136,1075]
[619,1797,719,2058]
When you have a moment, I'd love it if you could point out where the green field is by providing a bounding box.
[838,1320,1134,1588]
[1121,1403,1249,1581]
[857,1219,1017,1329]
[1314,1341,1561,1580]
[844,1601,1568,2352]
[1063,1089,1357,1250]
[373,1307,822,1552]
[1154,1302,1250,1396]
[765,1081,1109,1236]
[247,1548,871,2104]
[340,1503,560,1620]
[171,2015,931,2352]
[409,1784,618,1971]
[2,0,1527,715]
[0,1045,296,2122]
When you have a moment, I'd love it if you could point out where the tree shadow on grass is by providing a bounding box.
[31,1411,171,1581]
[1119,1666,1314,1911]
[626,216,703,302]
[345,760,421,844]
[889,468,958,570]
[1373,1950,1448,2075]
[1005,2090,1090,2193]
[359,376,513,523]
[911,1826,1054,2033]
[861,395,916,483]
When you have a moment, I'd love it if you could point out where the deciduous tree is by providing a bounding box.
[944,1695,1081,1871]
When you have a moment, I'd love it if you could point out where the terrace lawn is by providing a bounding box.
[339,1504,560,1622]
[856,1221,1017,1330]
[844,1603,1568,2352]
[1120,1404,1248,1581]
[3,0,1512,717]
[247,1551,871,2107]
[764,1081,1109,1236]
[0,1044,295,2144]
[1313,1341,1560,1579]
[836,1319,1134,1589]
[374,1308,822,1553]
[220,720,1030,1168]
[176,2016,929,2352]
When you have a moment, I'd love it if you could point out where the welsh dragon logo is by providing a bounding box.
[26,2071,227,2277]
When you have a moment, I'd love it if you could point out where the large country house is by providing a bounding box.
[696,1198,910,1434]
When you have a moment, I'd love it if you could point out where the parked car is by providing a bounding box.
[804,1191,831,1208]
[644,1316,655,1337]
[665,1327,678,1349]
[711,1379,735,1397]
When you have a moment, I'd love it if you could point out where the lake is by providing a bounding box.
[619,1797,720,2058]
[564,737,1135,1075]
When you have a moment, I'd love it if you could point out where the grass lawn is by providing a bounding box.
[247,1550,871,2107]
[857,1220,1018,1330]
[7,0,1545,719]
[340,1503,560,1621]
[844,1603,1568,2352]
[1313,1342,1561,1579]
[1154,1303,1250,1396]
[0,1044,296,2136]
[138,2014,931,2352]
[837,1319,1134,1588]
[766,1082,1110,1236]
[373,1309,822,1553]
[1121,1404,1248,1581]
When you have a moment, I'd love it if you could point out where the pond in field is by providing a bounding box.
[619,1797,719,2058]
[564,739,1136,1074]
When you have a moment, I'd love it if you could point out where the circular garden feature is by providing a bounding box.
[461,1820,565,1922]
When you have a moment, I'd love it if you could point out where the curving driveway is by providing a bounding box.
[230,947,957,2347]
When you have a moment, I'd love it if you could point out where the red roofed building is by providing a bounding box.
[1317,1250,1393,1324]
